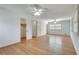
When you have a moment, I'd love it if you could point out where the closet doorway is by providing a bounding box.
[20,17,27,43]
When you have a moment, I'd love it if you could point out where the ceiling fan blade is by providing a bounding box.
[27,4,48,16]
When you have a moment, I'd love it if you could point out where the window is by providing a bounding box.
[55,24,61,30]
[49,25,55,29]
[49,24,61,30]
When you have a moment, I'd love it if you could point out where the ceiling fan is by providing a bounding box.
[29,4,48,16]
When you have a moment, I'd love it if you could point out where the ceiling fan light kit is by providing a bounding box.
[31,4,47,16]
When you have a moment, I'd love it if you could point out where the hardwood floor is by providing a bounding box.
[0,35,76,55]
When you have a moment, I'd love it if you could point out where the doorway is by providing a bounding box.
[32,20,37,38]
[20,17,27,43]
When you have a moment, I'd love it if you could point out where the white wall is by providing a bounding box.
[37,20,47,36]
[70,5,79,55]
[73,10,78,33]
[32,19,47,37]
[26,18,32,40]
[42,22,47,35]
[0,7,20,47]
[0,6,33,48]
[62,21,70,34]
[47,20,70,35]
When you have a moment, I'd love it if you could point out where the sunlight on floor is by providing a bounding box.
[48,36,63,52]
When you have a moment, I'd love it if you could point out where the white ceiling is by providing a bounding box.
[0,4,75,20]
[39,4,75,19]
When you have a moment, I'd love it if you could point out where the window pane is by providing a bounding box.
[49,25,55,29]
[49,24,61,30]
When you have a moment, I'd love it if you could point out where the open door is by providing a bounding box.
[20,17,27,43]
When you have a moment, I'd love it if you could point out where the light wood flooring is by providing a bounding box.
[0,35,76,55]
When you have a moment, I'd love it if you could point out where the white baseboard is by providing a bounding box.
[0,41,20,48]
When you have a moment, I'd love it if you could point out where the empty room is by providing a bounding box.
[0,4,79,55]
